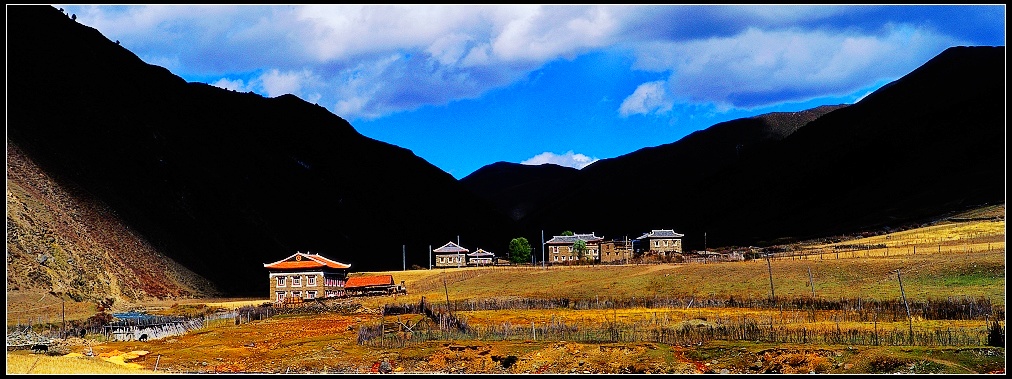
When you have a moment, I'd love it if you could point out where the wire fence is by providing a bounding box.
[385,294,1001,322]
[360,311,1001,349]
[361,293,1004,349]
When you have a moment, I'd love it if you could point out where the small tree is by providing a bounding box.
[561,230,574,236]
[573,240,588,261]
[508,237,532,264]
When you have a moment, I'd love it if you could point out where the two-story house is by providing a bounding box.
[599,237,633,263]
[546,233,604,263]
[635,229,684,258]
[467,248,494,266]
[433,241,468,268]
[264,251,350,303]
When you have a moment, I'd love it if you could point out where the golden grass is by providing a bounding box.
[333,219,1004,310]
[817,220,1004,249]
[346,250,1004,310]
[454,307,990,334]
[6,290,97,326]
[5,351,153,374]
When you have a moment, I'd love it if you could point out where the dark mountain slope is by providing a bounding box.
[514,104,848,238]
[696,45,1006,245]
[7,5,516,295]
[7,141,220,302]
[518,46,1004,249]
[460,162,580,221]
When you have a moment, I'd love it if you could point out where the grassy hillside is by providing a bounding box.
[351,218,1004,308]
[6,141,219,311]
[15,215,1002,375]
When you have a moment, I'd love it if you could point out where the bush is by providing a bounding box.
[868,355,907,373]
[986,317,1004,347]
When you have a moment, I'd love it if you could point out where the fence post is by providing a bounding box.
[897,269,913,344]
[766,255,775,303]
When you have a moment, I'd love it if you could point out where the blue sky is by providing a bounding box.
[58,5,1006,179]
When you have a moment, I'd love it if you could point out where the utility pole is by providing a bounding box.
[541,230,546,269]
[704,232,707,251]
[625,235,629,265]
[429,245,432,270]
[766,253,775,303]
[62,298,66,337]
[402,245,406,271]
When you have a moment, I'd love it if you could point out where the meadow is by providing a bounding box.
[6,217,1005,374]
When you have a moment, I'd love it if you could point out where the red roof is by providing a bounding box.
[264,252,351,270]
[345,275,395,289]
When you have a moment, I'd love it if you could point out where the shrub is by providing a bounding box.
[868,355,907,373]
[986,317,1004,347]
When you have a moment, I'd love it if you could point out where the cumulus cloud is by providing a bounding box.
[623,24,960,110]
[521,151,599,169]
[259,69,317,98]
[61,4,978,121]
[60,5,637,121]
[619,81,673,117]
[210,77,251,92]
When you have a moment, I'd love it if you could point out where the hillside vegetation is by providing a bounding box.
[8,216,1003,375]
[6,141,219,308]
[351,216,1004,308]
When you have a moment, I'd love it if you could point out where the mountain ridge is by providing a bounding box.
[5,6,1004,300]
[8,5,517,296]
[506,45,1004,248]
[6,141,221,302]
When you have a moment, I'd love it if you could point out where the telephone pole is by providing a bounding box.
[541,230,545,269]
[402,245,406,271]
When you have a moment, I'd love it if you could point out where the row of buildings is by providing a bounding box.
[263,230,684,302]
[434,229,684,268]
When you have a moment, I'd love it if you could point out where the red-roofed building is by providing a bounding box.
[264,252,351,302]
[344,274,404,296]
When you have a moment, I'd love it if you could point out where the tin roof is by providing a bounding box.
[467,248,494,257]
[636,229,685,240]
[345,275,395,288]
[546,233,604,244]
[433,241,469,253]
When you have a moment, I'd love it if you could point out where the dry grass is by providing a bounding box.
[5,290,97,327]
[348,249,1004,309]
[5,351,153,374]
[11,217,1004,374]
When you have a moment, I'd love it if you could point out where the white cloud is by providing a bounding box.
[210,77,250,92]
[259,69,317,98]
[521,151,599,169]
[60,5,972,121]
[619,81,673,117]
[626,24,960,109]
[61,5,638,121]
[491,5,618,62]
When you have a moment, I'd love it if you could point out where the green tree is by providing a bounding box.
[561,230,574,236]
[573,239,588,260]
[508,237,532,264]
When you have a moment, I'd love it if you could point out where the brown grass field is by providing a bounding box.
[6,217,1005,374]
